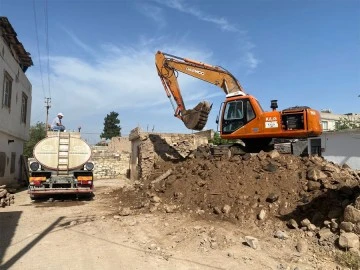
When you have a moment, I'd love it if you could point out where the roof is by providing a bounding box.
[0,17,33,72]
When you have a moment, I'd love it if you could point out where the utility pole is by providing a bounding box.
[45,97,51,133]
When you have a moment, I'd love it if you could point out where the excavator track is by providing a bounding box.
[181,101,212,130]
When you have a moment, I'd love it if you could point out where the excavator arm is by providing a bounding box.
[155,51,246,130]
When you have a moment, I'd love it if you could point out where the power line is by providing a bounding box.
[32,0,46,99]
[44,0,51,98]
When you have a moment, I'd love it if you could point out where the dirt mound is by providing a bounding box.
[110,149,360,254]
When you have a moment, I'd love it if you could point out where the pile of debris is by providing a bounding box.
[0,185,15,207]
[111,149,360,254]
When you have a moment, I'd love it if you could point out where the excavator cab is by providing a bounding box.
[221,98,257,134]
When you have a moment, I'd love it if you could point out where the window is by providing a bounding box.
[224,100,244,120]
[0,152,5,177]
[321,121,328,130]
[21,92,28,123]
[222,100,245,133]
[10,152,16,174]
[246,101,255,122]
[2,71,12,109]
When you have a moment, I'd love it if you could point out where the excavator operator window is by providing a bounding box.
[222,100,245,133]
[246,101,255,122]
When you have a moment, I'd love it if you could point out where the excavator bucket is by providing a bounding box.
[181,101,212,130]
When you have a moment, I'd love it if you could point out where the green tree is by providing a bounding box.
[23,122,47,157]
[335,117,360,130]
[209,131,234,145]
[100,111,121,139]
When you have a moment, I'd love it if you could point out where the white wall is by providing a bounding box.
[0,36,32,140]
[317,130,360,170]
[0,132,24,185]
[0,36,32,185]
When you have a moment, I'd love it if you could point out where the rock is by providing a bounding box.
[244,236,260,250]
[307,181,321,191]
[268,150,280,159]
[343,205,360,223]
[307,224,317,231]
[242,153,251,161]
[286,163,299,170]
[296,239,308,253]
[258,209,266,220]
[222,204,231,214]
[324,220,331,228]
[287,219,299,229]
[70,221,77,226]
[210,241,218,249]
[213,207,221,215]
[148,243,157,250]
[196,209,205,215]
[301,219,311,227]
[330,219,339,231]
[274,230,289,240]
[257,151,267,161]
[340,222,354,232]
[164,204,177,213]
[264,162,278,172]
[317,228,334,241]
[354,223,360,234]
[354,196,360,210]
[113,215,121,219]
[149,205,158,212]
[119,207,132,216]
[307,168,327,181]
[266,193,279,203]
[338,232,359,249]
[321,164,340,173]
[150,195,162,203]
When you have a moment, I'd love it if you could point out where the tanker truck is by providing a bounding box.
[28,131,94,199]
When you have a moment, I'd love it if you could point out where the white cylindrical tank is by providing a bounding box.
[33,133,91,171]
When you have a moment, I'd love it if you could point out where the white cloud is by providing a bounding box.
[154,0,238,32]
[137,3,166,28]
[27,40,220,144]
[148,0,260,73]
[60,26,97,56]
[245,52,260,71]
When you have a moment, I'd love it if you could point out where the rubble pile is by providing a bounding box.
[111,149,360,254]
[0,185,15,207]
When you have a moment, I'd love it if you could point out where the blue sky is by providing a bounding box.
[1,0,359,144]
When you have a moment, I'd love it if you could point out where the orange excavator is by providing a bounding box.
[155,51,322,151]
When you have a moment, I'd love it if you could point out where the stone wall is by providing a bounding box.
[91,146,130,179]
[129,128,212,181]
[108,137,131,153]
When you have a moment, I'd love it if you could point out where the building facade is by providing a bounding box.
[308,129,360,170]
[0,17,33,185]
[320,110,360,131]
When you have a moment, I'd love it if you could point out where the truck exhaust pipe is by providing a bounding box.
[181,101,212,130]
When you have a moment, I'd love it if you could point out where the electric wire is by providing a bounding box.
[45,0,51,98]
[32,0,46,100]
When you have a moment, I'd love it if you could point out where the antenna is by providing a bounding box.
[45,97,51,133]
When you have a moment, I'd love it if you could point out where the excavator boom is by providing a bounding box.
[155,51,245,130]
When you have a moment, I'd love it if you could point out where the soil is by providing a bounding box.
[1,150,360,270]
[109,149,360,269]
